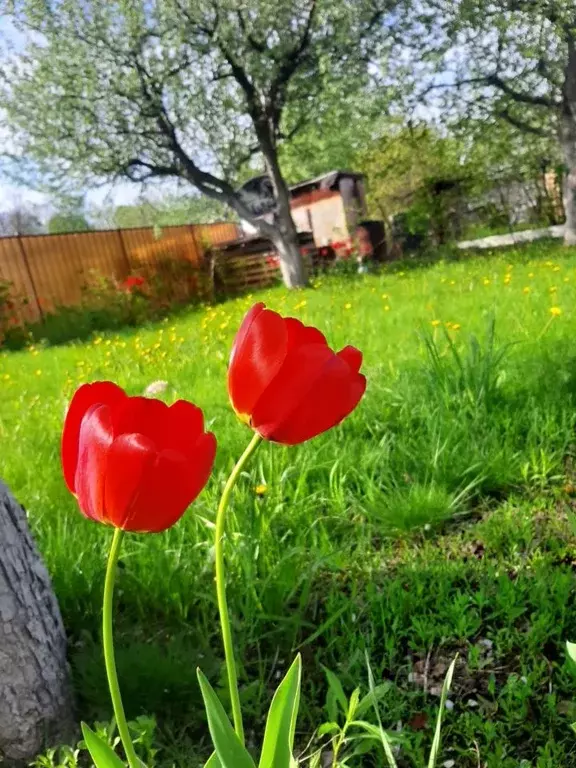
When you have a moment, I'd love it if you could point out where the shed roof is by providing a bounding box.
[289,170,364,193]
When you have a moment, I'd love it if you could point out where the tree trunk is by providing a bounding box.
[561,38,576,246]
[260,134,308,288]
[0,480,74,764]
[271,217,308,289]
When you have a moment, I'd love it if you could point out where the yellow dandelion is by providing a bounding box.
[3,374,10,381]
[255,483,268,496]
[431,319,441,327]
[384,305,391,312]
[449,280,456,286]
[550,286,557,293]
[553,266,561,272]
[564,277,570,283]
[451,323,461,331]
[344,303,352,310]
[381,293,389,300]
[94,337,103,345]
[550,306,562,317]
[528,272,535,278]
[483,279,491,286]
[523,287,531,294]
[35,369,42,376]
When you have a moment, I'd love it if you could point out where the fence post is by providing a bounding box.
[17,235,44,322]
[116,229,131,274]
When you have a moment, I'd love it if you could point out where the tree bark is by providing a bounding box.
[561,37,576,246]
[260,130,308,289]
[0,480,74,764]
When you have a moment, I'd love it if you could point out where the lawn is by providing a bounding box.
[2,241,576,767]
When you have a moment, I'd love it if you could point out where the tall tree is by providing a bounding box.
[0,202,44,235]
[0,0,393,288]
[415,0,576,243]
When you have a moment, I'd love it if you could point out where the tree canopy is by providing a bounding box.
[0,0,397,285]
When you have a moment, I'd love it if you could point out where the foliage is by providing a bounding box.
[48,212,92,234]
[112,196,231,230]
[30,717,158,768]
[410,1,576,239]
[3,240,576,765]
[1,263,209,350]
[279,81,390,184]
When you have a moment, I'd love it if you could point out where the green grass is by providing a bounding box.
[3,240,576,766]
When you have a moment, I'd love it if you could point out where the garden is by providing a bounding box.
[2,240,576,767]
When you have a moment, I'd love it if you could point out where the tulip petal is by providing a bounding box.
[228,303,288,417]
[114,396,207,458]
[114,432,217,533]
[337,346,363,373]
[161,400,206,458]
[75,404,115,522]
[62,381,126,493]
[285,317,327,349]
[251,344,334,440]
[103,433,158,529]
[114,396,169,443]
[264,360,366,445]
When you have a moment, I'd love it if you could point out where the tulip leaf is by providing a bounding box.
[81,723,127,768]
[567,641,576,664]
[196,669,256,768]
[258,655,302,768]
[204,753,222,768]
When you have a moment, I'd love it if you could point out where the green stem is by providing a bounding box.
[215,432,263,743]
[103,528,140,768]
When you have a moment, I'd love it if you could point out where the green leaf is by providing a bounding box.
[316,722,340,737]
[196,670,256,768]
[258,655,302,768]
[81,723,127,768]
[204,753,222,768]
[347,688,361,720]
[356,682,391,718]
[567,641,576,664]
[427,657,457,768]
[322,667,348,716]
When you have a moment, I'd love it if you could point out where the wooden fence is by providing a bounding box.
[0,221,248,325]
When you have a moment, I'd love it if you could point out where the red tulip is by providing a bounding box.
[121,275,145,292]
[62,381,216,533]
[228,303,366,445]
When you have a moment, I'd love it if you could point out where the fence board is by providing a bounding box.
[0,220,273,331]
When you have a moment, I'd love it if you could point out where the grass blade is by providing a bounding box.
[427,656,457,768]
[365,653,399,768]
